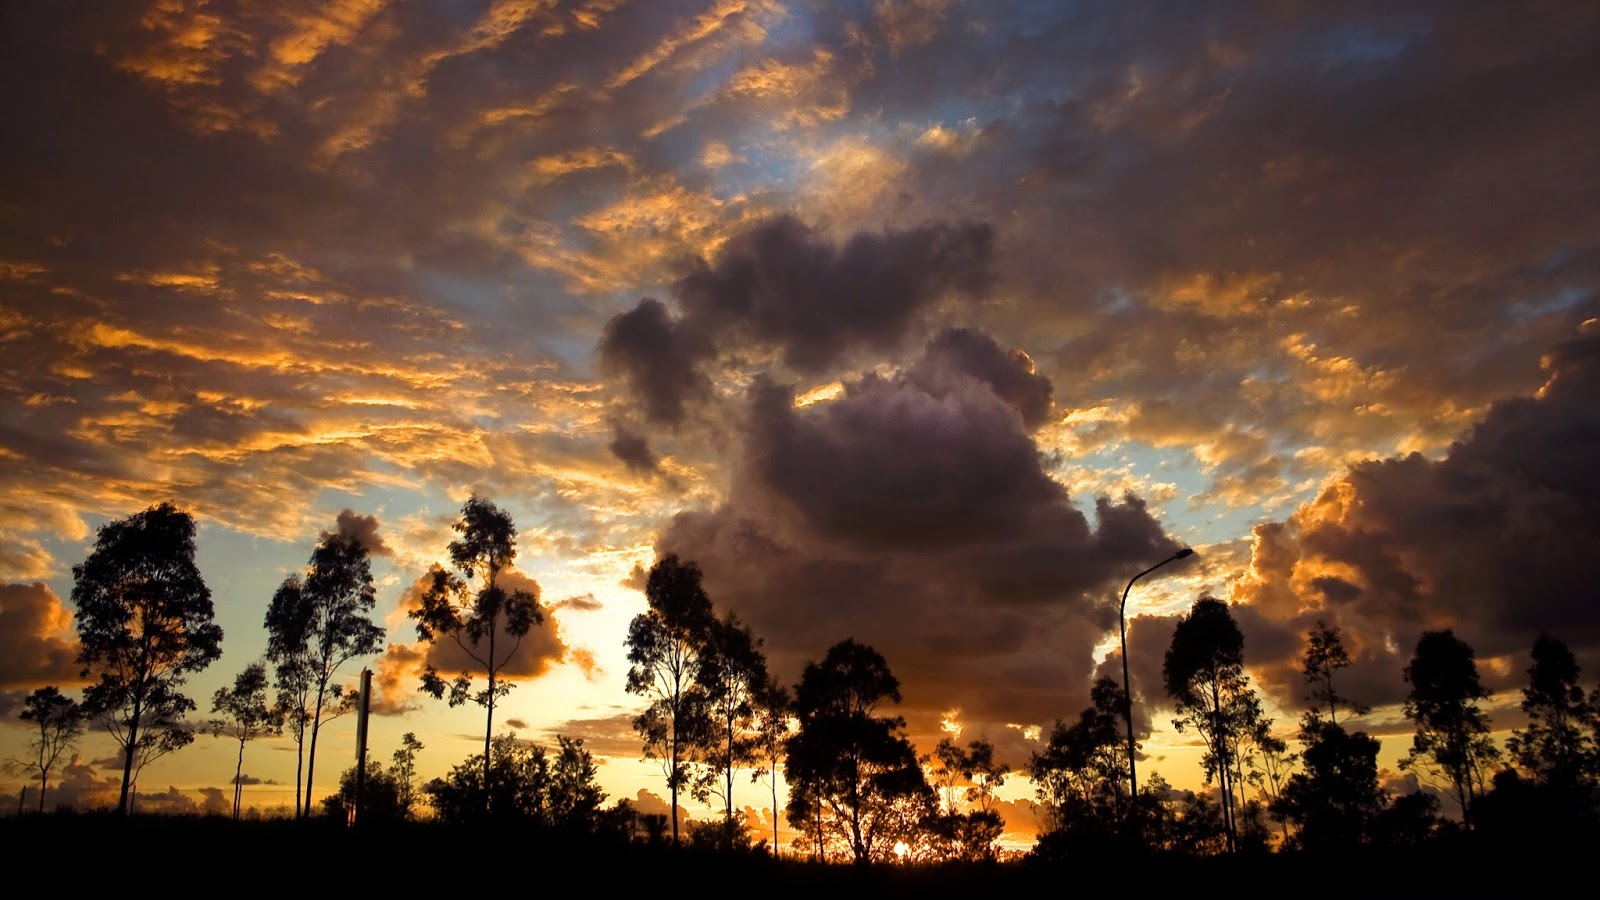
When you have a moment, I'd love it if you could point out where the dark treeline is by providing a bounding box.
[9,497,1600,883]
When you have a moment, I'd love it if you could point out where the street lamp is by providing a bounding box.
[1119,546,1194,836]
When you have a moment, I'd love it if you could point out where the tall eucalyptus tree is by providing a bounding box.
[411,495,543,804]
[73,502,223,814]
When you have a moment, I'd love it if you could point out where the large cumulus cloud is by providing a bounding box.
[1227,327,1600,715]
[0,582,82,714]
[655,332,1181,755]
[599,215,994,427]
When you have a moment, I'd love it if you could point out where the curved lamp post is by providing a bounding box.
[1120,546,1194,837]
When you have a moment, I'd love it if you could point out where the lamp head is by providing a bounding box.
[1174,547,1194,559]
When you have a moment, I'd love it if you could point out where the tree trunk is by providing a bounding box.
[234,737,247,820]
[293,722,306,818]
[770,759,780,856]
[484,619,497,813]
[724,721,735,834]
[118,693,143,815]
[670,705,680,845]
[305,680,327,818]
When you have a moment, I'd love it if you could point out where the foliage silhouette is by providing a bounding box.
[12,686,84,813]
[1028,677,1132,846]
[263,526,384,818]
[1162,596,1255,853]
[750,673,792,854]
[1477,634,1600,846]
[1302,620,1370,727]
[422,732,613,833]
[207,661,283,821]
[784,638,935,864]
[1270,621,1383,851]
[1400,629,1499,829]
[1505,634,1599,797]
[927,736,1008,861]
[29,506,1600,882]
[411,495,544,810]
[1272,721,1386,851]
[625,553,716,844]
[390,731,425,819]
[72,502,224,815]
[694,610,771,847]
[322,757,406,824]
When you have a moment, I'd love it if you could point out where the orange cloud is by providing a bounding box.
[0,582,81,689]
[390,567,570,690]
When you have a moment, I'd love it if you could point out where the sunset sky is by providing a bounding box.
[2,1,1597,842]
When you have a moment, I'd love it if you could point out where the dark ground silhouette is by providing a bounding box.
[1,811,1540,898]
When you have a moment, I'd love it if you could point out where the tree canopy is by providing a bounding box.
[264,526,383,817]
[72,502,223,814]
[1162,596,1255,853]
[208,661,282,820]
[784,639,934,864]
[14,686,84,814]
[1401,629,1500,830]
[411,495,544,807]
[625,554,716,844]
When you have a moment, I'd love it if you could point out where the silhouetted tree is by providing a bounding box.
[264,525,384,817]
[1166,788,1230,856]
[207,661,283,820]
[546,734,607,831]
[1370,789,1441,849]
[422,732,606,829]
[928,736,1008,861]
[411,495,544,809]
[687,814,759,852]
[625,554,714,844]
[72,502,223,815]
[390,731,424,818]
[320,732,427,824]
[1248,717,1295,844]
[264,576,314,816]
[14,686,83,813]
[1028,677,1131,844]
[323,757,404,824]
[1302,620,1370,726]
[1223,689,1277,840]
[750,674,791,855]
[694,610,769,847]
[1270,622,1382,851]
[1400,629,1500,829]
[783,639,935,864]
[1163,596,1254,853]
[1272,721,1386,851]
[1128,772,1179,852]
[1506,634,1599,795]
[1479,634,1600,841]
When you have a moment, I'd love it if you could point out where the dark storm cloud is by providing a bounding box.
[597,299,712,427]
[1232,328,1600,713]
[675,215,994,372]
[599,215,994,425]
[607,420,660,474]
[323,509,393,558]
[910,328,1054,430]
[657,342,1182,751]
